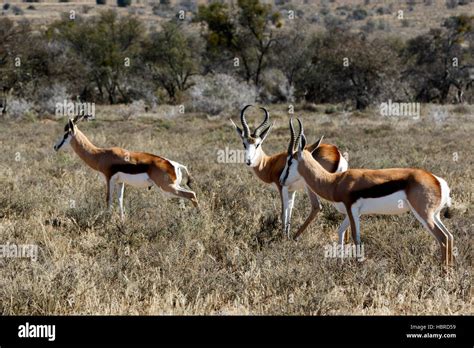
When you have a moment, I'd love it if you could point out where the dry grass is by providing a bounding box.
[0,104,472,315]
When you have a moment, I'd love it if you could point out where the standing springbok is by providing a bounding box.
[280,118,454,266]
[54,115,198,219]
[230,105,348,238]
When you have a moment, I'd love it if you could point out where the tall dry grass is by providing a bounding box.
[0,104,471,314]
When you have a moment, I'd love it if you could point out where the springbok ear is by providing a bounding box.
[230,119,243,138]
[309,135,324,154]
[68,119,75,135]
[259,122,274,143]
[299,133,307,154]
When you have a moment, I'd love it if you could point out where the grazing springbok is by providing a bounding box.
[280,118,454,266]
[230,105,348,238]
[54,115,198,219]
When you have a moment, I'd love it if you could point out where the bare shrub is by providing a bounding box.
[259,69,294,103]
[12,5,23,15]
[117,100,146,120]
[6,98,34,119]
[187,74,257,115]
[446,0,458,8]
[35,84,71,117]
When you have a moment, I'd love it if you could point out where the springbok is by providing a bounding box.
[230,105,348,238]
[54,115,198,219]
[280,118,454,266]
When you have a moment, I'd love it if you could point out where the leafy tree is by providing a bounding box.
[297,32,402,109]
[403,15,473,103]
[197,0,282,89]
[117,0,131,7]
[272,24,313,100]
[0,18,32,96]
[50,10,144,104]
[142,21,203,103]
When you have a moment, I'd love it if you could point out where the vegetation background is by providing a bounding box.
[0,0,472,314]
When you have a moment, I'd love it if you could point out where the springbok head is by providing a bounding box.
[230,105,274,167]
[53,114,93,152]
[279,118,323,186]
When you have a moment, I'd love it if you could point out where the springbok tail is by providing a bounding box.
[443,194,453,218]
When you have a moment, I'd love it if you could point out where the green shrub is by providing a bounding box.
[117,0,131,7]
[351,8,368,20]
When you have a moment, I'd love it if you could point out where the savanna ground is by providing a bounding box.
[0,104,472,315]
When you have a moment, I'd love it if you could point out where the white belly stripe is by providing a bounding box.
[331,191,410,216]
[112,172,154,188]
[355,190,410,215]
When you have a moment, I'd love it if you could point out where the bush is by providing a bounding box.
[27,5,35,10]
[320,6,331,16]
[301,103,319,112]
[35,84,71,117]
[3,3,10,10]
[12,6,23,15]
[324,105,338,114]
[7,98,34,119]
[376,6,392,15]
[259,69,294,103]
[378,19,390,31]
[446,0,458,8]
[351,9,368,21]
[324,15,349,31]
[187,74,257,115]
[117,100,146,120]
[179,0,196,12]
[117,0,131,7]
[362,19,376,33]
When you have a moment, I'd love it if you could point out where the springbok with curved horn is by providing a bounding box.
[280,118,454,266]
[231,105,348,238]
[54,115,198,219]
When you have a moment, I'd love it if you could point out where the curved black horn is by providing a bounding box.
[288,117,295,155]
[240,104,252,138]
[254,107,270,137]
[295,118,303,151]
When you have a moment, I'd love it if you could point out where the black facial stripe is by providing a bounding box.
[56,138,66,149]
[282,157,292,184]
